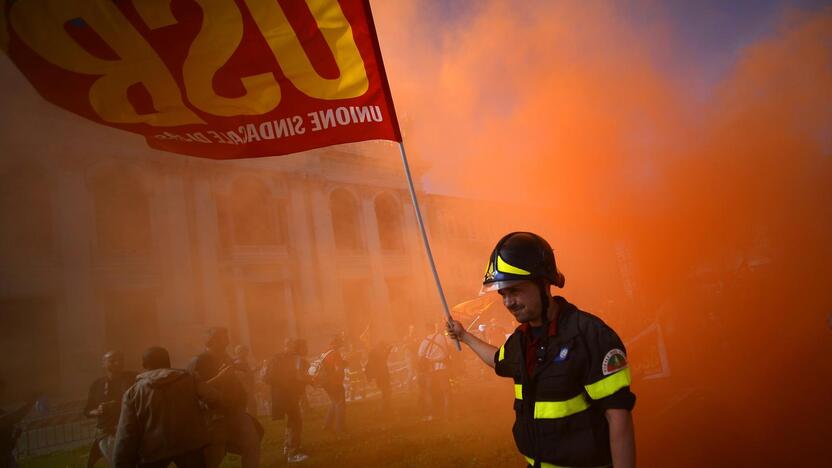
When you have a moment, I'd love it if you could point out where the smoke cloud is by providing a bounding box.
[0,1,829,465]
[372,1,832,465]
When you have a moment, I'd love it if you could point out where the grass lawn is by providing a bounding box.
[20,376,522,467]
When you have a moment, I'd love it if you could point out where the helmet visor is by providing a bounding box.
[479,279,527,295]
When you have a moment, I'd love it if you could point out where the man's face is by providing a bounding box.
[498,281,543,324]
[103,352,123,375]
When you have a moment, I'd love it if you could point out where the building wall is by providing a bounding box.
[0,143,443,401]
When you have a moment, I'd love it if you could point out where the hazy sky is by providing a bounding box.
[369,0,832,195]
[422,0,830,85]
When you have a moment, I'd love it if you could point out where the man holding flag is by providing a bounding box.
[447,232,637,468]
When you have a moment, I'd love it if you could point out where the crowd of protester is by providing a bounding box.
[0,318,514,467]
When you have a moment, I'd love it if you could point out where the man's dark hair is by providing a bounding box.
[142,346,171,370]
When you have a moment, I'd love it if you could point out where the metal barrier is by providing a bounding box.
[16,400,96,458]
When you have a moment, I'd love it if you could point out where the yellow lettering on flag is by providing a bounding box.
[244,0,369,100]
[182,0,281,116]
[9,0,203,126]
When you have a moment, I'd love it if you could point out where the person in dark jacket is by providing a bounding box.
[319,335,347,434]
[447,232,636,468]
[231,345,256,415]
[364,341,393,414]
[113,346,223,468]
[190,328,262,468]
[265,338,310,463]
[84,350,136,467]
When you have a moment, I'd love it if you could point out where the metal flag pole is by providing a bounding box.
[397,142,461,351]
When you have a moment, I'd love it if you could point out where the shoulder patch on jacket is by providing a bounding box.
[601,348,627,376]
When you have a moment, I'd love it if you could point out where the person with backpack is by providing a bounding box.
[265,338,310,463]
[315,335,347,434]
[418,323,452,422]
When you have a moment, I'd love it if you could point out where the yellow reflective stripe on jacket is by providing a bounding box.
[514,384,523,400]
[533,393,590,419]
[584,368,632,400]
[523,455,567,468]
[522,455,610,468]
[498,345,505,362]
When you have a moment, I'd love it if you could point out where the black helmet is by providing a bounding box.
[482,232,565,292]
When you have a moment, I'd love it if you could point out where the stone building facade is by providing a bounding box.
[0,139,505,401]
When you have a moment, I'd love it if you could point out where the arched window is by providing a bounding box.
[0,165,54,263]
[330,188,363,251]
[228,176,284,246]
[374,193,404,251]
[88,165,152,257]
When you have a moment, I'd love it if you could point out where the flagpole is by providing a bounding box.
[397,142,461,351]
[361,0,459,351]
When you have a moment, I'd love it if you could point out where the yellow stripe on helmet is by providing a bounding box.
[496,255,531,276]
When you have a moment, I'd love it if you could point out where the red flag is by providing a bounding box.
[2,0,401,159]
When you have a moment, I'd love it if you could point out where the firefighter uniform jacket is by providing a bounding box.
[494,296,636,468]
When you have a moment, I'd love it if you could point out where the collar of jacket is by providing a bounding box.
[515,296,581,382]
[515,296,580,341]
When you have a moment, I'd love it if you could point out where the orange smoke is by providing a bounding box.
[373,1,832,465]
